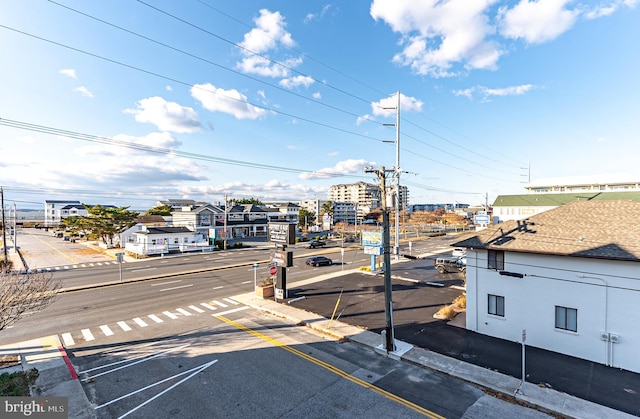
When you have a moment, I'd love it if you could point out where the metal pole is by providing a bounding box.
[380,167,395,352]
[1,187,7,266]
[394,91,400,260]
[223,193,228,251]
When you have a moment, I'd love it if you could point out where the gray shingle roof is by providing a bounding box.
[454,200,640,261]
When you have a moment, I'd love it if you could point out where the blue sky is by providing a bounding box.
[1,0,639,210]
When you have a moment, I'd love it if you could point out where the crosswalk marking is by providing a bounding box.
[223,298,239,305]
[162,311,178,320]
[201,303,217,310]
[212,300,228,308]
[61,333,75,346]
[188,305,205,313]
[99,325,114,336]
[81,329,95,341]
[176,308,192,316]
[117,321,132,331]
[132,317,148,327]
[148,314,164,323]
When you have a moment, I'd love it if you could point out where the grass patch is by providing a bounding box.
[434,305,457,320]
[453,294,466,309]
[0,368,39,396]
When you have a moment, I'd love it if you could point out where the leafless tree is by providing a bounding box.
[0,269,61,331]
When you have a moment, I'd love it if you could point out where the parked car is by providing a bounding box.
[305,256,332,267]
[434,256,465,274]
[452,247,466,257]
[308,240,326,248]
[343,236,356,243]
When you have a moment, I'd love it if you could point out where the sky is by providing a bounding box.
[1,0,639,211]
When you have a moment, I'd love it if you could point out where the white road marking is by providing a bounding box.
[117,321,132,331]
[151,280,181,286]
[200,303,216,311]
[80,264,87,268]
[212,300,228,308]
[61,333,75,346]
[98,360,218,415]
[131,267,158,272]
[223,298,238,305]
[162,311,178,320]
[81,343,191,380]
[188,305,205,313]
[99,325,114,336]
[160,284,193,291]
[213,306,249,317]
[148,314,164,323]
[132,317,148,327]
[81,329,95,341]
[72,265,78,269]
[175,308,192,316]
[213,286,223,290]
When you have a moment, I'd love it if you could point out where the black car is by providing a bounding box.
[305,256,332,267]
[308,240,326,248]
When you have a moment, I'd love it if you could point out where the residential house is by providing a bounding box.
[119,215,169,248]
[125,226,206,256]
[454,200,640,373]
[170,203,224,238]
[218,204,269,239]
[44,200,85,227]
[263,202,301,224]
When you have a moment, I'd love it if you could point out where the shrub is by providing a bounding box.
[0,368,39,396]
[434,305,457,320]
[453,294,466,309]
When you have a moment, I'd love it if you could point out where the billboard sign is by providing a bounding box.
[268,222,296,245]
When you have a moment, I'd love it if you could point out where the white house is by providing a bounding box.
[44,200,85,227]
[125,226,208,256]
[454,200,640,374]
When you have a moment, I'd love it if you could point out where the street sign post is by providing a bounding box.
[269,264,277,276]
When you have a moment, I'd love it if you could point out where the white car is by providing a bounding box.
[452,247,466,257]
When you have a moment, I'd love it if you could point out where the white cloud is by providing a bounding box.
[76,132,182,157]
[361,93,423,121]
[453,83,535,101]
[236,9,302,78]
[312,92,322,100]
[124,96,202,133]
[370,0,502,77]
[59,69,77,79]
[191,83,269,120]
[73,86,94,98]
[583,0,637,19]
[304,5,332,23]
[299,159,375,179]
[279,75,315,89]
[497,0,579,44]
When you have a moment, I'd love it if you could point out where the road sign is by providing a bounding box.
[269,265,278,276]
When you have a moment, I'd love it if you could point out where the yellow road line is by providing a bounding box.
[216,315,445,419]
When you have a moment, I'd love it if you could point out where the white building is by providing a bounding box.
[44,200,85,227]
[493,175,640,223]
[455,200,640,373]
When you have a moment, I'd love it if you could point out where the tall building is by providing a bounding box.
[328,181,409,221]
[328,181,380,221]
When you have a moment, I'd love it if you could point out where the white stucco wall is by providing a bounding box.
[466,249,640,373]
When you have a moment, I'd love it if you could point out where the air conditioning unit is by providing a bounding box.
[599,332,610,341]
[610,334,620,344]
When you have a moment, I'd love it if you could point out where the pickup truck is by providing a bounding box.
[308,240,326,249]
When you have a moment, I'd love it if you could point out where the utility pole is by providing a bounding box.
[365,165,396,352]
[383,91,401,260]
[1,187,7,266]
[223,192,229,251]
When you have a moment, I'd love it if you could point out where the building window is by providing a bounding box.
[555,306,577,332]
[488,294,505,317]
[488,250,504,270]
[174,238,179,244]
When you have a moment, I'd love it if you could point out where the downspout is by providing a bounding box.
[578,275,609,366]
